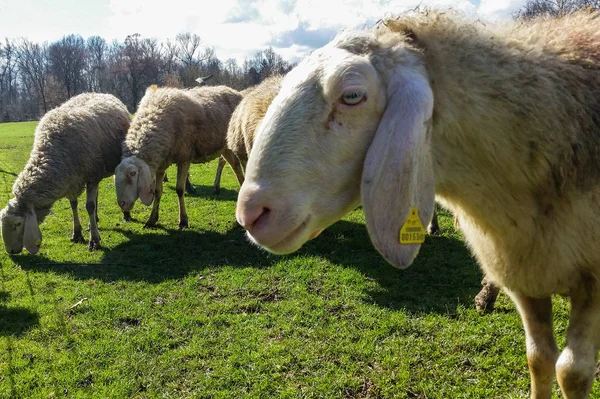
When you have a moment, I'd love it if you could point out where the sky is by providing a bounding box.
[0,0,528,63]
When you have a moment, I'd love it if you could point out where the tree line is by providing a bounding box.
[0,32,294,122]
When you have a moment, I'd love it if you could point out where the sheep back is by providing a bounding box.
[125,85,243,171]
[12,93,130,210]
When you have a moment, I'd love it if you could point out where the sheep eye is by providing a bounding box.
[341,91,365,106]
[130,171,137,177]
[15,222,22,227]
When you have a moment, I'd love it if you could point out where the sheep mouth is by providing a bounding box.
[119,202,135,212]
[256,215,314,254]
[309,229,324,240]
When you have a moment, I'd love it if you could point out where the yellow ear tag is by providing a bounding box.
[35,238,42,247]
[399,207,426,244]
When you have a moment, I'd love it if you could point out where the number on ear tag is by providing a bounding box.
[399,207,426,244]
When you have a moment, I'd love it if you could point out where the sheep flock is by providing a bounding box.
[2,10,599,398]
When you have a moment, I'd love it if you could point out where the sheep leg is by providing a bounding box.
[509,293,557,399]
[426,207,441,236]
[85,182,101,251]
[86,189,100,231]
[185,173,196,195]
[144,170,165,228]
[95,189,99,224]
[474,277,501,313]
[221,149,245,188]
[556,287,600,398]
[213,156,226,195]
[69,199,85,243]
[176,163,190,229]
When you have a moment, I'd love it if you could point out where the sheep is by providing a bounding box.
[162,74,222,196]
[234,11,600,398]
[0,93,130,253]
[226,75,285,172]
[230,74,501,313]
[115,85,245,229]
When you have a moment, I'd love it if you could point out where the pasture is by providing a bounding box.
[0,121,593,398]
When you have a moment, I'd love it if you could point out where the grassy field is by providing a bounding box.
[0,121,595,398]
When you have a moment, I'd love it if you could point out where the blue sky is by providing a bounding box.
[0,0,526,62]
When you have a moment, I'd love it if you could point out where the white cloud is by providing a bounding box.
[479,0,527,19]
[103,0,485,62]
[1,0,527,63]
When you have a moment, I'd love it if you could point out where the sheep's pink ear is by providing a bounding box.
[361,68,436,269]
[23,206,42,255]
[136,158,155,206]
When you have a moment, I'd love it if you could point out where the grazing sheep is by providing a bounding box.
[230,74,500,312]
[115,85,245,229]
[0,93,130,253]
[235,11,600,398]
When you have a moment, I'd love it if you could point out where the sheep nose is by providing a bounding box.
[119,200,134,211]
[237,205,271,232]
[236,184,274,235]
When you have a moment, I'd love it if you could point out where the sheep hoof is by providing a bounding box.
[122,212,133,222]
[71,232,86,244]
[178,220,189,230]
[88,240,101,251]
[474,285,500,313]
[186,185,197,195]
[213,186,220,195]
[143,220,157,229]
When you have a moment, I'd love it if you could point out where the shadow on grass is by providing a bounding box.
[14,225,272,282]
[166,184,240,202]
[13,220,484,314]
[302,220,484,314]
[0,168,18,177]
[0,291,39,337]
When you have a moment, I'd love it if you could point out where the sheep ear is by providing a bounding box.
[23,206,42,255]
[361,68,436,269]
[136,158,155,206]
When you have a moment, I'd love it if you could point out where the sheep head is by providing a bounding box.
[0,199,42,255]
[236,30,436,269]
[115,156,155,210]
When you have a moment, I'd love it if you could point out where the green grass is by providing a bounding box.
[0,121,595,398]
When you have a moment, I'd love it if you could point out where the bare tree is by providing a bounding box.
[176,33,202,66]
[49,34,86,99]
[85,36,108,92]
[117,34,162,111]
[244,47,293,85]
[0,39,19,121]
[176,33,209,86]
[515,0,599,19]
[16,38,49,114]
[161,39,180,74]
